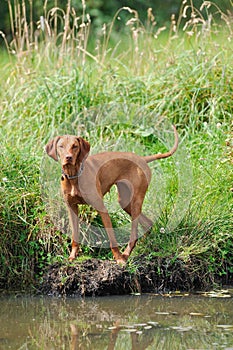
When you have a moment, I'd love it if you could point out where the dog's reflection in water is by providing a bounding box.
[70,321,154,350]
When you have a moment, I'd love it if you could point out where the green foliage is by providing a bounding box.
[0,0,232,39]
[0,0,232,290]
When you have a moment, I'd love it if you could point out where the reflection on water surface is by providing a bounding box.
[1,292,233,349]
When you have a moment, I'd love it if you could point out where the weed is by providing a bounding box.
[0,0,232,290]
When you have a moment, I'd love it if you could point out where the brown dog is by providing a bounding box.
[45,125,178,264]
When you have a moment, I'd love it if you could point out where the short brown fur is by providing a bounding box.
[45,126,178,264]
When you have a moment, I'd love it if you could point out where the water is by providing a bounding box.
[1,292,233,350]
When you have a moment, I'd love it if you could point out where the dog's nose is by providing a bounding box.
[66,155,73,162]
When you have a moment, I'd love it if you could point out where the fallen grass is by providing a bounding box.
[0,1,232,290]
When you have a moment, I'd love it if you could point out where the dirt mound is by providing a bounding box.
[39,255,219,297]
[40,259,131,297]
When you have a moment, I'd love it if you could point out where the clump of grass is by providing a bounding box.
[0,1,233,290]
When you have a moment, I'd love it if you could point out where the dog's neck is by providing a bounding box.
[62,161,84,180]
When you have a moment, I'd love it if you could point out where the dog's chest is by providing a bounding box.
[61,181,86,204]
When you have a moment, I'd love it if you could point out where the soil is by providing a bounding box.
[39,255,232,297]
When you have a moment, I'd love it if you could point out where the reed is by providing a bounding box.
[0,0,232,290]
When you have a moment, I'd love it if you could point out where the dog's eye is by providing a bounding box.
[72,145,78,149]
[59,145,64,148]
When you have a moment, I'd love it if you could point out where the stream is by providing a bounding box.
[1,291,233,349]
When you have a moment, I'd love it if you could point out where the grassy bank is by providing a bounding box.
[0,2,232,291]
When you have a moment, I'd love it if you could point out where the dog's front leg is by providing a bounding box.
[67,203,80,260]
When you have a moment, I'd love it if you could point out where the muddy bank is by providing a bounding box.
[39,255,233,297]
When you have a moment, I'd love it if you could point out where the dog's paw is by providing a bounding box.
[68,256,76,262]
[116,255,128,266]
[68,252,78,261]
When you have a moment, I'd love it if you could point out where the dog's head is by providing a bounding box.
[45,135,90,166]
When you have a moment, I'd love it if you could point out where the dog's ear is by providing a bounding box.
[77,137,90,162]
[45,136,61,161]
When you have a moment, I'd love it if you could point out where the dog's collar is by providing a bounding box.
[62,161,84,180]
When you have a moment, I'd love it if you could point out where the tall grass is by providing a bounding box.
[0,0,232,290]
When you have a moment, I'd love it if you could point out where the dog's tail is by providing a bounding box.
[143,125,178,163]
